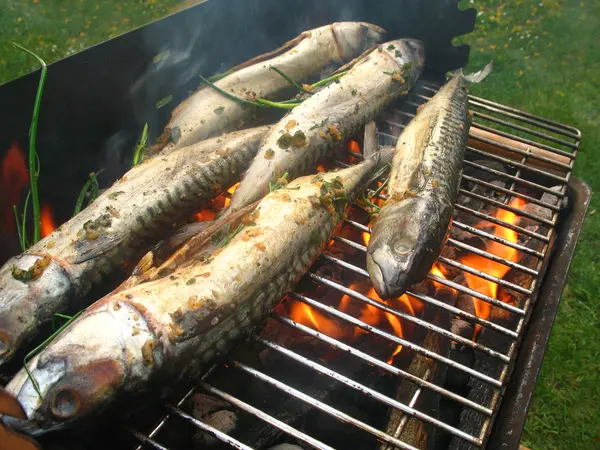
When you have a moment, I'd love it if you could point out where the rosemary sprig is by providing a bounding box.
[24,310,84,399]
[74,169,105,216]
[132,123,149,166]
[270,66,312,94]
[13,43,47,245]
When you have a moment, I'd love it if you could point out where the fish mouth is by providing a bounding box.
[366,251,408,300]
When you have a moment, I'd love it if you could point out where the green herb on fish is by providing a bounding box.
[269,172,290,192]
[255,98,301,109]
[10,254,52,282]
[51,313,75,331]
[351,89,357,96]
[214,106,225,115]
[74,169,105,216]
[270,66,313,94]
[206,69,236,83]
[156,95,173,109]
[132,123,149,166]
[12,43,47,247]
[387,44,396,50]
[217,224,245,249]
[13,191,31,252]
[24,310,84,399]
[309,71,347,90]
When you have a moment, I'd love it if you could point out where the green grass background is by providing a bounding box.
[1,1,598,448]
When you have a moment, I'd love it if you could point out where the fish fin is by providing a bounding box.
[73,234,125,264]
[456,61,494,83]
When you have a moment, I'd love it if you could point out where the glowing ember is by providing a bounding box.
[460,197,526,338]
[317,164,327,173]
[40,204,56,238]
[348,140,361,154]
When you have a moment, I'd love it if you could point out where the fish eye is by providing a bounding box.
[50,388,80,420]
[393,241,411,255]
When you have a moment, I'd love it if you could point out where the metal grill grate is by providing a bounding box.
[129,81,580,450]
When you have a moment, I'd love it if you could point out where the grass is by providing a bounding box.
[0,1,598,449]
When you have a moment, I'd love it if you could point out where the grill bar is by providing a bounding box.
[293,292,503,387]
[232,361,419,450]
[273,314,493,415]
[307,270,511,362]
[200,382,335,450]
[256,337,483,445]
[130,81,579,450]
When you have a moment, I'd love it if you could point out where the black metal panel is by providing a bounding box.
[489,177,592,449]
[0,0,475,263]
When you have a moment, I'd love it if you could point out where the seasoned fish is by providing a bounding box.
[3,126,392,435]
[0,126,269,366]
[366,75,472,299]
[223,38,425,218]
[152,22,386,155]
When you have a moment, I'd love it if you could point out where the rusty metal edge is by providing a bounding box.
[487,176,593,450]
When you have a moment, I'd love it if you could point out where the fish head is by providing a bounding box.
[332,22,387,60]
[0,255,72,365]
[367,197,436,299]
[384,38,426,85]
[2,300,160,435]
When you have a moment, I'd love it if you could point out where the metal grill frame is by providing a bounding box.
[129,83,581,450]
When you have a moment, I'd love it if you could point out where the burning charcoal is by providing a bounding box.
[540,185,566,209]
[193,410,238,447]
[192,393,233,420]
[463,160,507,183]
[521,202,553,222]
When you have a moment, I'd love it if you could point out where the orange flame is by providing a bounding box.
[289,301,346,340]
[40,204,56,238]
[1,143,29,233]
[460,197,526,338]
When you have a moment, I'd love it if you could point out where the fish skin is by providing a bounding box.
[366,75,472,299]
[153,22,386,155]
[0,126,270,367]
[223,38,425,218]
[3,135,389,436]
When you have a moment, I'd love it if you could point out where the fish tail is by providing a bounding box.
[456,61,494,83]
[362,121,395,167]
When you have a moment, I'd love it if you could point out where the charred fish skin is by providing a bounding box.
[4,144,386,436]
[0,126,270,367]
[224,38,425,218]
[156,22,386,154]
[367,76,471,299]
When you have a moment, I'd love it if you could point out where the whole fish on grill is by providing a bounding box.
[366,75,472,299]
[3,125,394,436]
[221,38,425,218]
[151,22,386,155]
[0,126,270,367]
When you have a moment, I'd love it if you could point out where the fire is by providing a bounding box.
[289,300,346,340]
[40,204,56,237]
[194,183,240,222]
[1,143,29,233]
[460,197,526,338]
[317,164,327,173]
[288,280,420,365]
[362,231,370,246]
[348,140,361,154]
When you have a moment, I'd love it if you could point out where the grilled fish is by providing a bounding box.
[152,22,386,155]
[0,126,269,366]
[223,38,425,218]
[366,75,472,299]
[3,125,392,436]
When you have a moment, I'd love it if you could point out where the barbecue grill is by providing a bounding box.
[0,1,591,449]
